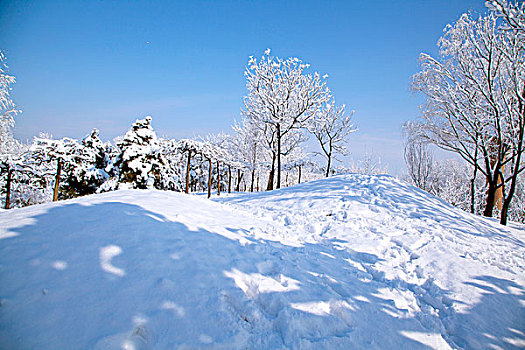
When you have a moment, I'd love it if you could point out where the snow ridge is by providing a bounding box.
[0,174,523,349]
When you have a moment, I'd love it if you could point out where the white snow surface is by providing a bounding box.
[0,174,524,349]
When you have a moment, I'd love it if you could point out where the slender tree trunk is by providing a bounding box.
[470,167,478,214]
[5,165,12,209]
[236,169,243,192]
[470,145,479,214]
[228,165,231,193]
[217,160,220,196]
[207,158,212,199]
[250,169,255,192]
[53,159,62,202]
[257,175,259,191]
[298,166,302,184]
[186,150,192,194]
[267,152,275,191]
[276,123,281,189]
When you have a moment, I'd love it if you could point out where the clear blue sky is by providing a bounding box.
[0,0,486,174]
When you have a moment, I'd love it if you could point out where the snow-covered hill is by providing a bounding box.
[0,174,523,349]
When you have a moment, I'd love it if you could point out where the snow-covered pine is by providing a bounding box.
[59,129,112,198]
[115,116,177,191]
[243,49,331,189]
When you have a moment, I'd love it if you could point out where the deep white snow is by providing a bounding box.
[0,174,523,349]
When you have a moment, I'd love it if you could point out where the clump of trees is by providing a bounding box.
[242,49,357,189]
[0,47,362,209]
[406,0,525,225]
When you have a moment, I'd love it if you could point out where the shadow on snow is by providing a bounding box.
[0,199,523,349]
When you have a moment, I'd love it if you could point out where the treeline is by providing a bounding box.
[1,47,361,208]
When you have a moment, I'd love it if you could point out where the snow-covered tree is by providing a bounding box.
[30,136,83,201]
[348,151,388,176]
[232,118,265,192]
[177,138,210,194]
[243,49,331,189]
[115,116,177,190]
[60,129,111,198]
[309,101,357,177]
[403,132,434,193]
[0,51,19,156]
[0,51,25,208]
[409,8,525,225]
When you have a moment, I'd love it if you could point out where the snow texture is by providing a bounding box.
[0,174,523,349]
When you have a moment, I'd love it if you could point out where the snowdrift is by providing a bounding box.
[0,174,523,349]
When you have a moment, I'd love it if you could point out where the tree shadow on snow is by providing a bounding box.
[0,201,523,349]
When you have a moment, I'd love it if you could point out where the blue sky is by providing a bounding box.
[0,0,486,174]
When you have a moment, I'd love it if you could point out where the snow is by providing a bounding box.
[0,174,523,349]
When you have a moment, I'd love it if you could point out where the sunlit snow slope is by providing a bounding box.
[0,174,523,349]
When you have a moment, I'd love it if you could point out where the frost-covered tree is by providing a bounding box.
[0,51,24,208]
[232,118,265,192]
[0,51,19,156]
[348,151,388,176]
[243,49,331,189]
[403,133,434,193]
[409,8,525,225]
[177,139,205,194]
[30,136,83,201]
[115,116,177,190]
[309,101,357,177]
[61,129,111,198]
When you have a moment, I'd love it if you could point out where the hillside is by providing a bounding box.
[0,174,523,349]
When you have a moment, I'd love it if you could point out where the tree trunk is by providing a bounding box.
[470,146,479,213]
[267,152,275,191]
[500,182,514,225]
[470,173,477,214]
[186,150,192,194]
[276,123,281,189]
[53,159,62,202]
[228,165,231,193]
[483,179,498,217]
[250,168,255,192]
[216,160,220,196]
[325,154,332,177]
[501,85,525,225]
[236,169,243,192]
[5,165,12,209]
[257,175,259,191]
[207,158,212,199]
[298,166,302,184]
